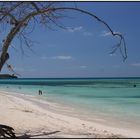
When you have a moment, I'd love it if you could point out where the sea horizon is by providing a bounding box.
[1,76,140,79]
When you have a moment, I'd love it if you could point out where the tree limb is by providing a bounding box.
[0,3,127,72]
[21,7,127,60]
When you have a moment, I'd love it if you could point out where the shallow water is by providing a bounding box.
[0,78,140,131]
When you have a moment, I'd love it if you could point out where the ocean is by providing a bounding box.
[0,77,140,131]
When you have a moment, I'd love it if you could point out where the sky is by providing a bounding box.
[1,2,140,78]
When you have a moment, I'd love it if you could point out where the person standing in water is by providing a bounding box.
[133,84,136,88]
[38,90,43,95]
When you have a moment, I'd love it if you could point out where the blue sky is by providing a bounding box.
[1,2,140,78]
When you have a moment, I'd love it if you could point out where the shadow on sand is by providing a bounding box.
[0,124,60,138]
[17,130,61,138]
[0,124,16,138]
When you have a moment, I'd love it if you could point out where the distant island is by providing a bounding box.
[0,74,18,79]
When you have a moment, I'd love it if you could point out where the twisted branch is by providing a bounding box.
[0,2,127,73]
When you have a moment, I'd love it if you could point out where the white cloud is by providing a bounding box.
[41,56,48,59]
[83,31,93,36]
[13,67,25,72]
[51,55,73,60]
[47,44,56,47]
[80,65,87,69]
[112,65,120,68]
[13,67,35,72]
[66,26,93,37]
[66,26,83,33]
[101,30,121,37]
[114,31,121,34]
[27,69,35,72]
[41,55,73,60]
[101,31,111,37]
[131,63,140,67]
[109,53,116,57]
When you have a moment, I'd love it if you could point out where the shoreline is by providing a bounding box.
[0,91,140,138]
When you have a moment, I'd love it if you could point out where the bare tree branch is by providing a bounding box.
[0,2,127,74]
[20,6,127,60]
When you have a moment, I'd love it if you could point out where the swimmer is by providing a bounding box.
[133,84,136,87]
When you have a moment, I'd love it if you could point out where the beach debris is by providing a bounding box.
[22,109,33,113]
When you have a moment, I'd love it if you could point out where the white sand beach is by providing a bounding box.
[0,91,140,138]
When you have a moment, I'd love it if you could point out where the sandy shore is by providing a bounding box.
[0,91,139,138]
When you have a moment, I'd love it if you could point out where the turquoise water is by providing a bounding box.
[0,78,140,130]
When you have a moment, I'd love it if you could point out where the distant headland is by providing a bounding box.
[0,74,18,79]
